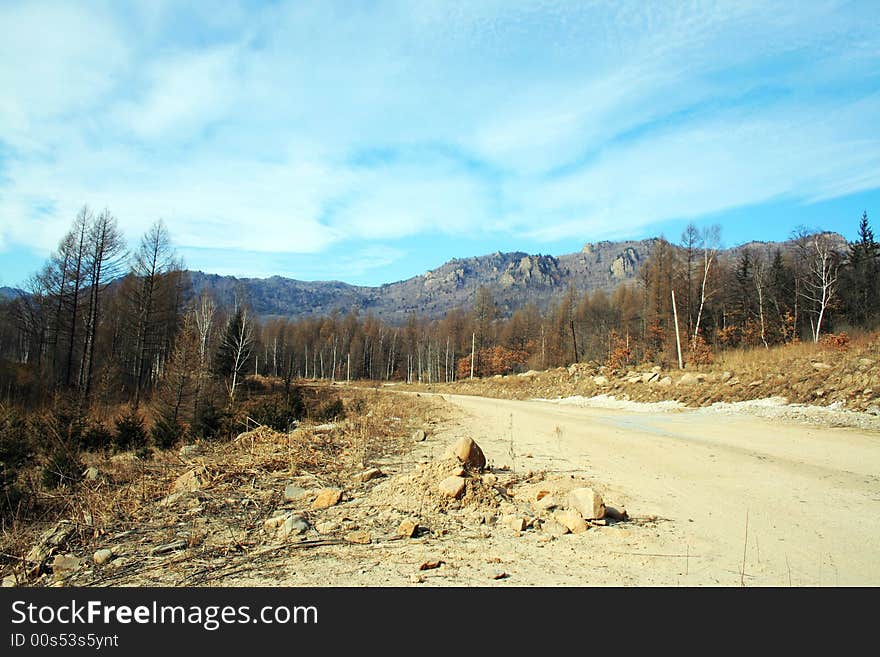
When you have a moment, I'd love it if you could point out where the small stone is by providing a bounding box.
[438,475,466,498]
[553,510,588,534]
[658,376,672,387]
[51,554,82,575]
[311,488,343,509]
[593,375,609,386]
[533,491,558,511]
[482,474,498,485]
[450,467,465,477]
[412,429,427,442]
[568,487,606,520]
[345,531,371,544]
[410,574,424,583]
[2,574,17,587]
[315,521,338,533]
[278,515,309,539]
[503,515,527,532]
[642,372,659,384]
[83,467,101,482]
[812,362,832,370]
[170,467,206,494]
[283,485,307,502]
[93,549,113,565]
[450,437,486,470]
[353,467,383,483]
[678,372,701,385]
[397,519,419,538]
[858,358,874,366]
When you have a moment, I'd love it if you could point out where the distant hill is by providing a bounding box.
[0,286,25,301]
[190,234,847,323]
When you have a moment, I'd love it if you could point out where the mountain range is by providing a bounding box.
[190,234,846,323]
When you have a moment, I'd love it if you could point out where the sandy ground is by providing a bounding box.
[223,391,880,587]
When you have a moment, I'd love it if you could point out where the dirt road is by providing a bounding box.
[437,393,880,586]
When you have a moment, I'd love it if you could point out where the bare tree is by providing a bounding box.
[793,229,841,342]
[691,224,721,350]
[215,304,254,402]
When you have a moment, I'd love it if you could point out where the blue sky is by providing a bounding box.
[1,1,879,288]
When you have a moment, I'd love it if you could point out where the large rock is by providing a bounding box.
[311,488,343,509]
[170,468,206,494]
[553,510,588,534]
[438,475,466,499]
[568,487,606,520]
[450,437,486,470]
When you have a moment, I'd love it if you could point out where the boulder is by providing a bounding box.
[311,488,343,509]
[438,475,466,499]
[450,437,486,470]
[568,487,606,520]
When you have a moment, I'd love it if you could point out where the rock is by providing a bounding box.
[593,375,609,386]
[264,514,288,530]
[812,362,832,370]
[678,372,701,385]
[450,467,465,477]
[411,429,427,442]
[278,515,309,539]
[642,372,659,384]
[482,474,498,486]
[553,510,589,534]
[727,377,740,386]
[438,476,465,499]
[313,423,338,433]
[311,488,343,509]
[532,491,558,512]
[397,519,419,538]
[315,521,339,533]
[83,466,101,482]
[93,549,113,565]
[179,444,205,458]
[438,475,466,499]
[568,487,606,520]
[859,358,874,366]
[503,516,527,532]
[51,554,82,575]
[410,574,425,583]
[658,376,672,387]
[170,467,206,494]
[345,531,371,544]
[450,437,486,470]
[627,376,641,384]
[2,574,17,587]
[542,520,570,537]
[353,467,383,483]
[721,371,732,382]
[283,485,307,502]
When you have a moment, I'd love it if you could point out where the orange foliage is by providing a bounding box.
[456,346,530,379]
[820,332,850,350]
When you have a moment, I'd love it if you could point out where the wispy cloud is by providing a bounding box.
[1,0,878,282]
